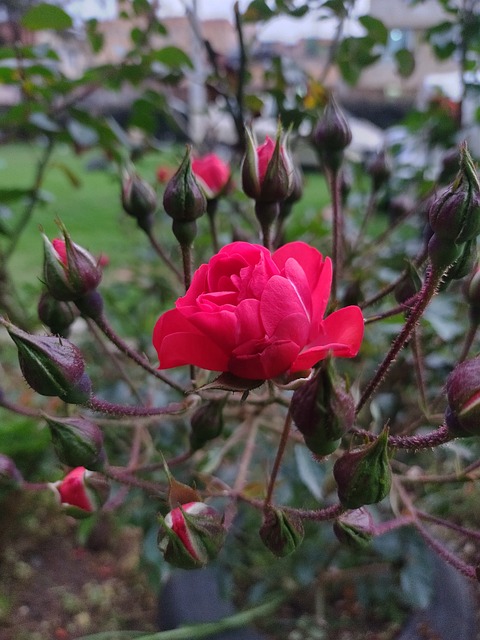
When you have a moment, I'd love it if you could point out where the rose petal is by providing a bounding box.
[260,275,309,336]
[230,338,300,380]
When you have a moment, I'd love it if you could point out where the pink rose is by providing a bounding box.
[153,241,364,380]
[192,154,231,198]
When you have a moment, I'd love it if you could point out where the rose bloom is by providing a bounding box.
[153,242,364,380]
[192,154,230,199]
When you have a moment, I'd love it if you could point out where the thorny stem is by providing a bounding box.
[357,268,441,414]
[399,457,480,485]
[103,465,165,497]
[373,515,415,537]
[350,424,451,450]
[87,394,190,418]
[264,409,292,508]
[417,510,480,543]
[327,169,342,301]
[180,242,193,291]
[93,312,185,394]
[146,231,182,280]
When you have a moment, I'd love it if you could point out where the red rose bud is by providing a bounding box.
[333,507,374,549]
[3,319,92,404]
[51,466,109,518]
[290,364,355,457]
[367,149,391,192]
[158,502,226,569]
[333,427,391,509]
[259,506,304,557]
[163,146,207,224]
[189,399,225,452]
[445,356,480,436]
[192,153,231,199]
[44,414,106,470]
[241,128,293,204]
[429,143,480,244]
[38,290,76,336]
[312,93,352,173]
[121,166,157,233]
[0,454,23,490]
[43,231,101,302]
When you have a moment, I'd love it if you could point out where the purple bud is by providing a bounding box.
[44,414,106,470]
[3,319,92,405]
[121,166,157,233]
[445,356,480,436]
[259,506,304,557]
[163,146,207,224]
[367,149,391,192]
[38,290,76,336]
[333,507,374,549]
[312,94,352,173]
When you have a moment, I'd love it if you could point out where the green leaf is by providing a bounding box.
[395,48,415,77]
[86,19,104,54]
[152,46,193,69]
[21,3,73,31]
[0,188,32,203]
[243,0,275,21]
[244,94,265,114]
[359,15,388,46]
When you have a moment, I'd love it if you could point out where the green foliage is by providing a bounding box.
[21,3,73,31]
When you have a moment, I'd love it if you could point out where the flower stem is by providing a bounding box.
[146,231,182,280]
[350,425,451,450]
[459,321,478,362]
[356,268,441,414]
[103,465,165,497]
[327,169,342,301]
[264,410,292,508]
[180,242,193,291]
[87,394,189,418]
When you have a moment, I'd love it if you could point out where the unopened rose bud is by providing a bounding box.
[44,414,106,470]
[259,506,304,557]
[121,166,157,233]
[367,149,391,192]
[333,427,391,509]
[51,466,109,518]
[445,356,480,436]
[163,147,206,247]
[427,233,463,273]
[429,143,480,244]
[158,502,226,569]
[290,364,354,457]
[3,319,92,405]
[192,153,231,200]
[0,454,23,490]
[38,290,76,336]
[43,230,102,302]
[333,508,374,548]
[312,93,352,173]
[189,399,225,451]
[241,128,293,205]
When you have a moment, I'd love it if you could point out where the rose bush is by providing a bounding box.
[153,241,364,380]
[191,153,231,199]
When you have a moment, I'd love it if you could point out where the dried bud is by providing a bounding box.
[333,427,391,509]
[38,290,76,336]
[445,356,480,436]
[189,399,225,451]
[259,506,304,557]
[290,364,354,457]
[0,454,23,490]
[121,166,157,233]
[158,502,226,569]
[50,466,110,518]
[241,127,293,204]
[333,508,374,549]
[312,93,352,173]
[429,143,480,244]
[44,414,106,470]
[3,319,92,405]
[163,146,207,224]
[43,228,102,302]
[367,149,391,192]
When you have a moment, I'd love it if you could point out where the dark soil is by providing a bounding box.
[0,491,157,640]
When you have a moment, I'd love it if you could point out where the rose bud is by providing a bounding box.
[259,506,304,558]
[43,230,102,302]
[429,143,480,244]
[445,356,480,436]
[3,319,92,405]
[333,507,374,549]
[312,93,352,173]
[192,153,231,200]
[44,414,106,470]
[50,466,109,518]
[38,290,76,337]
[189,399,225,452]
[241,127,293,205]
[290,362,354,457]
[163,146,207,246]
[157,502,227,569]
[333,427,391,509]
[121,166,157,233]
[444,239,477,282]
[367,149,391,193]
[0,454,23,490]
[427,232,463,273]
